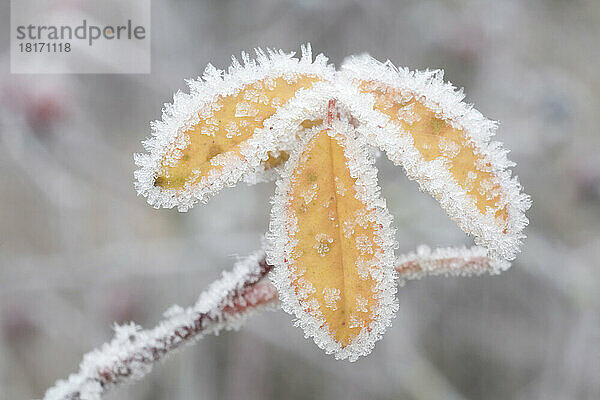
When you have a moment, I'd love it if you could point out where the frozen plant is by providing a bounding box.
[45,44,530,399]
[133,43,530,359]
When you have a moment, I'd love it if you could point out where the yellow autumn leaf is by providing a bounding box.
[154,75,319,189]
[341,55,530,262]
[267,118,397,361]
[134,46,333,210]
[359,81,509,226]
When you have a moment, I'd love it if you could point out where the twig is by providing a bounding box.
[396,245,507,280]
[43,252,277,400]
[43,246,497,400]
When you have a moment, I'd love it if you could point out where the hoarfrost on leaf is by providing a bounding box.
[323,287,342,310]
[397,103,421,125]
[334,176,347,196]
[355,294,369,313]
[234,101,259,118]
[356,234,374,255]
[314,232,334,256]
[356,257,372,280]
[342,219,355,238]
[301,183,318,204]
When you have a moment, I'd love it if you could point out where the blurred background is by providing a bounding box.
[1,0,599,399]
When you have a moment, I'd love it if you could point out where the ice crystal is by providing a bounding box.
[355,294,369,313]
[356,257,372,280]
[314,233,334,256]
[301,182,318,204]
[334,176,347,196]
[323,287,342,310]
[342,219,355,238]
[356,234,375,255]
[397,103,421,124]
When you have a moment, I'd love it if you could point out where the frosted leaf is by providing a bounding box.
[266,117,397,362]
[128,46,531,369]
[340,54,531,264]
[133,44,334,211]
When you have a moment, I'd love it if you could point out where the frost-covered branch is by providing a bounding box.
[44,245,497,400]
[396,245,508,281]
[43,252,277,400]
